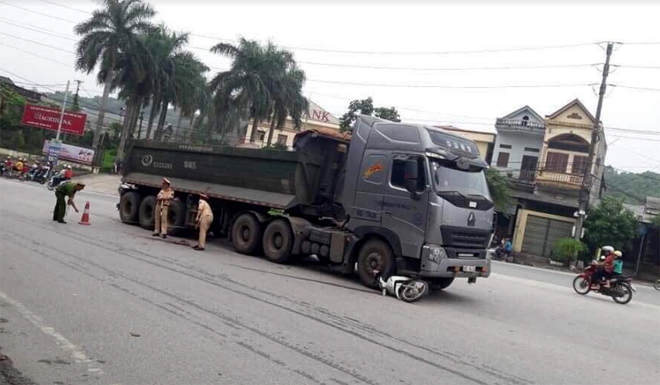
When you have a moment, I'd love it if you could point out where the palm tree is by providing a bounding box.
[112,32,156,161]
[209,38,294,143]
[265,64,308,147]
[169,52,209,141]
[74,0,156,151]
[142,26,189,141]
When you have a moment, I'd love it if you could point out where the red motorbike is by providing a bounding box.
[572,262,635,305]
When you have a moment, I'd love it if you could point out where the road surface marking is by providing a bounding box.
[0,290,104,375]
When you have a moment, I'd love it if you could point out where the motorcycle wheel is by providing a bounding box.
[654,279,660,291]
[572,276,591,295]
[396,280,429,303]
[612,283,633,305]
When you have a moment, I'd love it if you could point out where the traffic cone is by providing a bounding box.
[78,201,91,225]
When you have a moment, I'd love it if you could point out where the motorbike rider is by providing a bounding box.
[592,246,615,289]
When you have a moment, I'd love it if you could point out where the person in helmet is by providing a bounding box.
[63,165,73,180]
[612,250,624,276]
[592,246,616,289]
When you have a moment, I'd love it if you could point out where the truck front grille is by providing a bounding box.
[441,226,491,249]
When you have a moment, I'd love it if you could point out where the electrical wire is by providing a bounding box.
[0,0,79,23]
[308,79,594,89]
[0,41,73,68]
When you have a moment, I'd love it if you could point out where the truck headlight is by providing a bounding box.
[428,245,447,263]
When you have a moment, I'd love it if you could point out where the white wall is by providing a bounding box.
[491,131,544,178]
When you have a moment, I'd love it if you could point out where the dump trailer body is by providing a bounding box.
[122,141,329,210]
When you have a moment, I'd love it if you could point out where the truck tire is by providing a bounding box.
[262,219,294,264]
[430,277,454,291]
[231,213,262,255]
[167,200,187,236]
[139,196,156,230]
[357,239,395,289]
[119,192,141,223]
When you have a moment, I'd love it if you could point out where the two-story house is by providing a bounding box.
[492,99,607,259]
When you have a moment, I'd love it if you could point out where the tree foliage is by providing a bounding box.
[485,168,512,211]
[339,97,401,132]
[210,38,306,144]
[602,166,660,204]
[584,197,639,252]
[553,237,588,263]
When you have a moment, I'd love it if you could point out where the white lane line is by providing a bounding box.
[0,290,104,375]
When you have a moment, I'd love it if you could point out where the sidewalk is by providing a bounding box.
[71,173,121,196]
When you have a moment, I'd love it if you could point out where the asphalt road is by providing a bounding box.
[0,178,658,385]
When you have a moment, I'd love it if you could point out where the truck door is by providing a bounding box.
[382,155,429,259]
[352,152,386,225]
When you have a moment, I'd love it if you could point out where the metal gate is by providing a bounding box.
[521,215,573,258]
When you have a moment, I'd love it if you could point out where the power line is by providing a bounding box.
[614,64,660,70]
[0,17,78,42]
[308,79,594,89]
[191,32,597,55]
[609,84,660,92]
[34,0,91,15]
[0,41,73,68]
[0,32,75,53]
[0,0,78,23]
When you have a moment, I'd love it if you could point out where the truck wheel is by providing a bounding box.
[231,213,262,255]
[119,191,141,223]
[357,239,395,289]
[167,200,187,236]
[262,220,294,264]
[138,196,156,230]
[430,277,454,291]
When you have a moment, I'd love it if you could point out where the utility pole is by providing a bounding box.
[72,80,83,111]
[573,42,614,247]
[56,80,70,141]
[137,110,144,140]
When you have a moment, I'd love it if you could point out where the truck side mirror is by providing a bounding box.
[404,159,419,196]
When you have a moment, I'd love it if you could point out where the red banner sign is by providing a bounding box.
[21,104,87,136]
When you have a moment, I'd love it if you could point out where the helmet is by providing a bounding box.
[602,246,614,254]
[614,250,622,257]
[67,165,72,169]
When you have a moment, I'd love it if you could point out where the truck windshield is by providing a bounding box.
[430,159,491,199]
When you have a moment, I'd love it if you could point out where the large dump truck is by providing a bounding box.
[118,116,494,289]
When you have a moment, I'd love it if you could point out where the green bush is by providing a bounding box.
[552,237,587,263]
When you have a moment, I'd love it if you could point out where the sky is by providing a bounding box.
[1,0,659,172]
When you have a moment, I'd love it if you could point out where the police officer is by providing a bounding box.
[53,182,85,223]
[193,194,213,251]
[153,178,174,238]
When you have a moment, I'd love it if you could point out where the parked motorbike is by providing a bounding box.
[374,271,429,303]
[47,172,66,191]
[573,261,635,304]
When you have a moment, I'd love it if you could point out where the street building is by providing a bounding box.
[243,100,340,149]
[491,99,607,260]
[433,125,495,163]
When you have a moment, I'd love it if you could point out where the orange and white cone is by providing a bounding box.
[78,201,91,225]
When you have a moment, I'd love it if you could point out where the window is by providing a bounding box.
[391,156,425,191]
[496,152,510,167]
[572,155,588,175]
[277,134,287,145]
[524,147,540,153]
[545,152,569,173]
[257,130,266,142]
[522,115,529,126]
[499,144,512,149]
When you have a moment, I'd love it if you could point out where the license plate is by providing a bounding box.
[463,265,476,272]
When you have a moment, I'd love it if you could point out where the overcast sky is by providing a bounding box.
[1,0,659,172]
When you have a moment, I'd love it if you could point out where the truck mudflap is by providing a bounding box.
[419,245,491,278]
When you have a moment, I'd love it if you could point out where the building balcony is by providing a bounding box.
[495,118,545,134]
[536,169,583,188]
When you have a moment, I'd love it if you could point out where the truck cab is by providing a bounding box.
[342,116,493,288]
